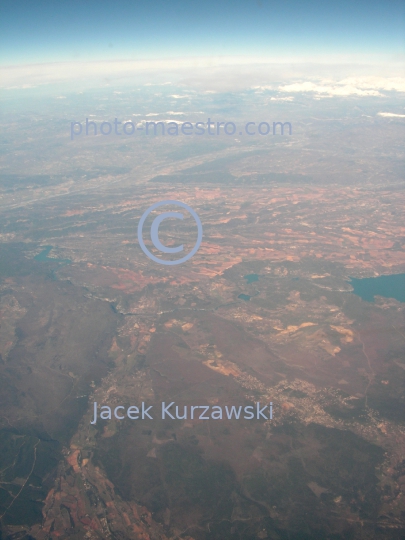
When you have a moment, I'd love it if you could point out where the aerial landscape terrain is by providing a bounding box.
[1,0,405,537]
[0,75,404,539]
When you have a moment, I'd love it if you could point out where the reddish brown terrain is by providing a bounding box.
[0,103,404,538]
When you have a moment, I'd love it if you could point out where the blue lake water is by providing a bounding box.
[244,273,259,284]
[34,246,71,265]
[350,273,405,303]
[238,294,251,301]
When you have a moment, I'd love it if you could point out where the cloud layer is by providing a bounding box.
[279,77,405,97]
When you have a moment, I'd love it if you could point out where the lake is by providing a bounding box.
[34,245,71,265]
[350,273,405,303]
[244,273,259,284]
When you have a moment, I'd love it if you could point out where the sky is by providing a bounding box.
[1,0,404,66]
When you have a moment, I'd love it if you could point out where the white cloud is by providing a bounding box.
[377,112,405,118]
[279,81,383,96]
[338,76,405,93]
[278,76,405,97]
[270,96,294,101]
[145,112,191,117]
[252,85,273,90]
[1,58,403,94]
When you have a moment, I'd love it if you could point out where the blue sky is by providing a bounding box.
[1,0,404,65]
